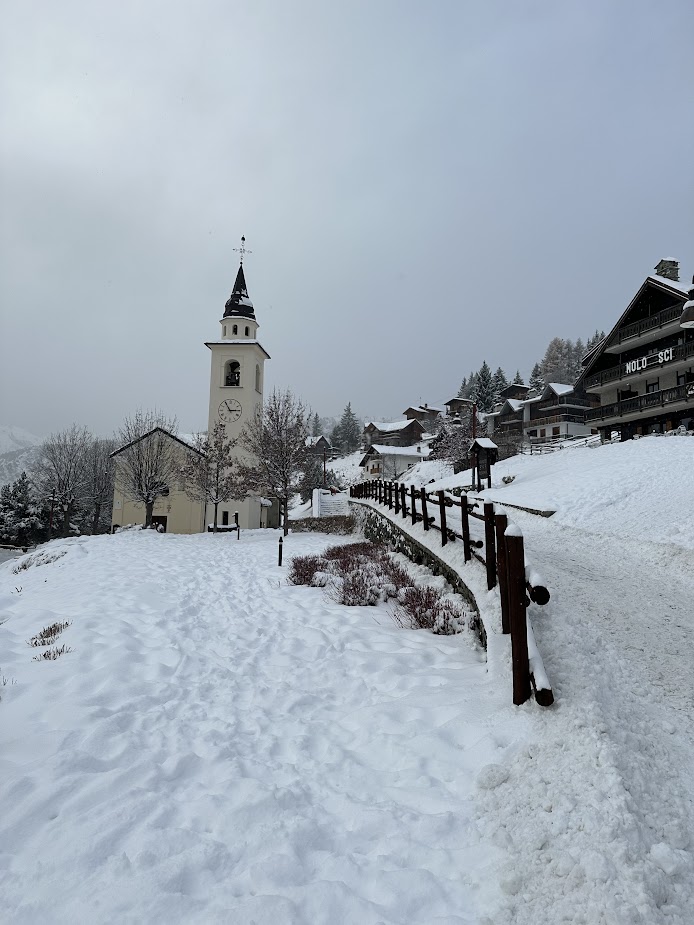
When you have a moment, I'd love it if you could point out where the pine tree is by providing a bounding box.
[311,413,321,437]
[491,367,508,403]
[456,376,467,399]
[337,402,361,453]
[529,362,544,392]
[458,371,477,400]
[0,472,43,546]
[472,362,495,413]
[513,370,524,385]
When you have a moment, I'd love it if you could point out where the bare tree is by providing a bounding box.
[181,422,244,532]
[238,388,310,535]
[114,410,180,528]
[81,437,116,534]
[34,425,91,537]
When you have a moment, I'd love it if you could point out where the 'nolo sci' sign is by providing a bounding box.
[624,347,674,375]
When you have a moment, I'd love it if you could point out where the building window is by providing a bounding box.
[255,364,261,392]
[646,378,660,394]
[223,325,227,337]
[540,429,546,437]
[225,360,241,387]
[552,426,560,436]
[528,430,537,437]
[245,326,249,336]
[232,324,238,335]
[222,511,229,526]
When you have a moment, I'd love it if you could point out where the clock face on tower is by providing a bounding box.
[218,398,242,423]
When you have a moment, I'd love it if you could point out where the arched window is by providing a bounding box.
[225,360,241,387]
[245,326,249,337]
[223,324,227,337]
[232,324,238,335]
[255,364,261,392]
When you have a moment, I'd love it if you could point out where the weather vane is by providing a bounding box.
[233,234,252,264]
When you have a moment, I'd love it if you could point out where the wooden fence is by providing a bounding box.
[350,479,553,707]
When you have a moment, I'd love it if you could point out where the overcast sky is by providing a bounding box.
[1,0,692,438]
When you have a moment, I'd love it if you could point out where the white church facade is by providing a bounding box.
[111,249,280,533]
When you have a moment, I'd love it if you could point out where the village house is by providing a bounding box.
[363,419,425,448]
[359,443,430,479]
[402,403,444,430]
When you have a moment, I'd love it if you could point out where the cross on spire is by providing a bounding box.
[233,234,252,265]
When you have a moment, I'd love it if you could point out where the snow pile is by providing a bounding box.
[418,437,694,551]
[328,450,364,486]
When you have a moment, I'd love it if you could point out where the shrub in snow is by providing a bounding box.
[27,620,71,648]
[32,644,72,661]
[287,555,324,586]
[502,475,516,485]
[289,515,356,535]
[12,549,67,574]
[396,586,465,635]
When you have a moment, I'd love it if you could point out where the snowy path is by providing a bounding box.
[501,512,694,924]
[0,530,522,924]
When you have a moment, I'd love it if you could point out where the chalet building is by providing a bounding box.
[402,403,444,430]
[577,260,694,440]
[486,382,597,451]
[306,435,332,455]
[363,419,425,448]
[444,396,476,417]
[498,383,532,402]
[359,443,430,479]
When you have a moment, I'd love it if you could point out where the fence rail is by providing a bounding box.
[350,479,553,706]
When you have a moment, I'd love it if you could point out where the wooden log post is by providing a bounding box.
[495,512,510,634]
[387,482,393,509]
[400,483,407,518]
[484,502,497,590]
[378,480,383,504]
[438,490,447,547]
[394,481,400,515]
[410,485,417,525]
[506,527,531,706]
[460,492,471,562]
[420,487,429,530]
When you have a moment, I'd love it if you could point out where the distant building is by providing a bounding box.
[402,403,444,430]
[486,382,597,450]
[306,435,332,455]
[363,419,425,448]
[359,443,430,479]
[577,260,693,440]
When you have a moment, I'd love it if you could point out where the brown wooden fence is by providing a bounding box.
[350,479,553,706]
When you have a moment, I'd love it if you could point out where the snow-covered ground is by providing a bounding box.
[1,436,693,923]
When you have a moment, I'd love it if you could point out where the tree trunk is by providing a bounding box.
[213,502,219,533]
[92,502,101,535]
[283,497,289,536]
[62,504,71,538]
[145,501,154,528]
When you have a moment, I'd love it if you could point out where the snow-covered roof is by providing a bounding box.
[111,427,204,458]
[546,383,575,396]
[649,274,690,296]
[305,435,330,447]
[470,437,498,450]
[366,420,416,433]
[505,398,524,411]
[366,444,431,458]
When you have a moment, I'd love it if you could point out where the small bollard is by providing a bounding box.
[278,535,283,566]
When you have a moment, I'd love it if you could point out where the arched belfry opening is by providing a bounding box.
[225,360,240,387]
[255,363,261,392]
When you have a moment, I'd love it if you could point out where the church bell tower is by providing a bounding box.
[204,237,271,530]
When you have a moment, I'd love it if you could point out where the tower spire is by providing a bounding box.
[224,235,256,319]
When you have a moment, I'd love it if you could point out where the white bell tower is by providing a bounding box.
[204,237,271,528]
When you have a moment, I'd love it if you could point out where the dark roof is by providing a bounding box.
[223,264,256,320]
[110,427,204,458]
[577,274,687,386]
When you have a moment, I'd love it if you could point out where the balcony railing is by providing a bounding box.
[585,384,693,422]
[584,339,694,389]
[535,396,592,411]
[527,413,587,428]
[616,304,683,344]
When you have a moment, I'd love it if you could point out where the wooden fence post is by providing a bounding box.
[460,493,471,562]
[378,480,382,504]
[506,529,531,705]
[438,490,447,547]
[484,502,497,590]
[400,483,407,518]
[495,512,510,634]
[387,482,393,509]
[410,485,417,525]
[394,481,400,515]
[420,487,429,530]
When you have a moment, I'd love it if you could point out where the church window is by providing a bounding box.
[223,325,227,337]
[245,326,249,336]
[255,364,261,392]
[225,360,241,387]
[232,324,238,335]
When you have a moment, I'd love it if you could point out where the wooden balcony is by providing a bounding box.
[584,340,694,390]
[585,384,694,422]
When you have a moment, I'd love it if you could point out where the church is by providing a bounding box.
[111,243,281,533]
